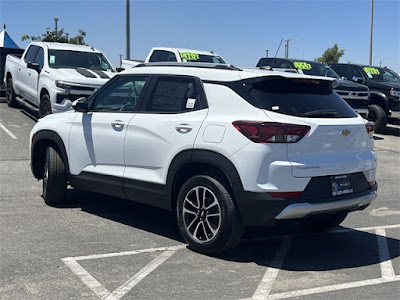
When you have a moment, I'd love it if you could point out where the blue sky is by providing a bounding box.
[1,0,399,72]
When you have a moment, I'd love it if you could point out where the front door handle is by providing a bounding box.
[175,124,193,134]
[111,120,125,129]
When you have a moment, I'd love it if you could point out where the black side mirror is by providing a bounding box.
[27,61,41,73]
[352,77,364,84]
[116,67,125,72]
[72,97,89,113]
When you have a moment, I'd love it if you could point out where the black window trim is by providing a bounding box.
[137,74,208,114]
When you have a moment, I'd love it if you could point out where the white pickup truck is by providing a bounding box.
[121,47,227,69]
[4,42,116,117]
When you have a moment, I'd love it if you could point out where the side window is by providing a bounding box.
[34,47,44,69]
[351,67,364,79]
[24,45,39,63]
[92,76,148,112]
[166,52,177,62]
[149,50,175,62]
[276,60,292,68]
[145,77,201,113]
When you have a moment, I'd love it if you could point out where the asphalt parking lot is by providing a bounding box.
[0,98,399,300]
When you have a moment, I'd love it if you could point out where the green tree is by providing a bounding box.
[316,44,345,64]
[21,19,87,45]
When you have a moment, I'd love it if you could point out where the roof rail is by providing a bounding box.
[135,62,242,71]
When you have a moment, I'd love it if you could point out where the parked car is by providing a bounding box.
[256,58,370,119]
[330,64,400,133]
[30,63,377,254]
[4,42,116,117]
[121,47,227,69]
[0,47,24,95]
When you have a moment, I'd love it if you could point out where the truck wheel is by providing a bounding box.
[177,175,244,254]
[369,104,387,134]
[39,94,52,118]
[300,212,348,232]
[42,146,67,206]
[6,78,18,108]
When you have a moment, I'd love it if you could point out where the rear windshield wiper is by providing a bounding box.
[303,109,337,117]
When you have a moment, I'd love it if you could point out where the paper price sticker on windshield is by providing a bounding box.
[186,98,196,109]
[294,61,312,70]
[49,55,56,64]
[363,67,380,75]
[180,52,200,61]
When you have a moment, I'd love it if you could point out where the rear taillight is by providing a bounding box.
[232,121,310,143]
[365,121,374,139]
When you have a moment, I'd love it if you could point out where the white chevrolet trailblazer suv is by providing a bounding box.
[30,63,378,254]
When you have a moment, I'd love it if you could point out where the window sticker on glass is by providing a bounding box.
[49,55,56,64]
[180,52,200,61]
[294,62,312,70]
[363,67,380,75]
[186,98,196,109]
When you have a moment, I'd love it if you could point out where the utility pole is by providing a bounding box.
[125,0,130,60]
[283,39,301,58]
[265,49,269,58]
[284,41,288,58]
[54,17,59,38]
[369,0,374,65]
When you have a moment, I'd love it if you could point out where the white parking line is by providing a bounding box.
[251,236,293,300]
[62,245,186,300]
[0,122,17,139]
[63,225,400,300]
[376,228,396,280]
[269,276,400,299]
[108,250,177,300]
[62,258,115,300]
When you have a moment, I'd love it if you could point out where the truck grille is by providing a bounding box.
[344,99,369,109]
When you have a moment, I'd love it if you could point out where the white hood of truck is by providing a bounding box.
[50,68,116,86]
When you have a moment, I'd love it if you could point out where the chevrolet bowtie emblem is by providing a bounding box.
[340,129,351,136]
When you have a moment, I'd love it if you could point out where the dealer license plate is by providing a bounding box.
[330,175,353,196]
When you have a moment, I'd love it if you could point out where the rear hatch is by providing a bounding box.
[243,76,376,178]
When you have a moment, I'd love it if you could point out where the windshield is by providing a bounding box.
[48,50,113,71]
[179,51,226,64]
[362,66,400,82]
[294,61,340,79]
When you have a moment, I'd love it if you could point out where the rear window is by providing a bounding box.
[243,77,357,118]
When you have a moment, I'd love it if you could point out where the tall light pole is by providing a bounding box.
[125,0,130,59]
[369,0,374,65]
[54,17,59,38]
[265,49,269,58]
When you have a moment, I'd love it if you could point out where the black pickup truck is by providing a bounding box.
[330,64,400,133]
[256,58,370,120]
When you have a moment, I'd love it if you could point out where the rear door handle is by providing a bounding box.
[111,120,125,129]
[175,124,192,134]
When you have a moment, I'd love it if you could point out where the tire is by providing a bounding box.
[369,104,387,134]
[300,212,348,232]
[39,94,52,118]
[42,146,67,205]
[177,175,244,254]
[6,77,18,108]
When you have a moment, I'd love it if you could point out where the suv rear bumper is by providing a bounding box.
[235,184,377,226]
[275,189,377,219]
